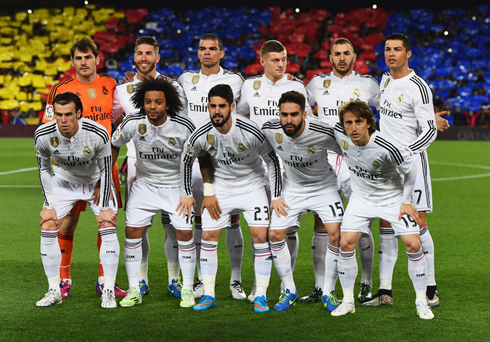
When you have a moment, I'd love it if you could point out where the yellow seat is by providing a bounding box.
[31,74,46,88]
[30,101,43,111]
[63,7,75,17]
[15,12,27,22]
[44,67,58,76]
[2,99,20,110]
[113,12,125,18]
[16,92,28,101]
[20,101,30,113]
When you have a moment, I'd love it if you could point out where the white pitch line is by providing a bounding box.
[433,173,490,181]
[0,167,37,176]
[430,161,490,170]
[0,156,127,176]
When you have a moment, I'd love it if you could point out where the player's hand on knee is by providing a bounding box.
[122,71,136,84]
[202,195,221,220]
[435,111,450,132]
[40,208,58,226]
[399,203,420,226]
[271,197,290,218]
[98,208,117,227]
[50,156,58,166]
[177,196,196,218]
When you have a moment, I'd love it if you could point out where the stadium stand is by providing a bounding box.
[0,4,488,126]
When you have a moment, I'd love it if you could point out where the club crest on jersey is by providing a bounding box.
[341,140,348,150]
[192,75,200,85]
[138,124,147,135]
[83,146,91,155]
[127,84,135,94]
[253,81,261,91]
[45,105,54,120]
[237,143,246,152]
[87,88,97,99]
[384,79,390,88]
[397,94,404,103]
[50,137,59,148]
[168,138,176,146]
[372,160,380,169]
[102,85,108,95]
[353,89,361,98]
[207,135,215,146]
[323,80,331,89]
[307,145,315,155]
[275,133,283,144]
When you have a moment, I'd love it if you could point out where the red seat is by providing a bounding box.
[245,64,262,76]
[286,63,300,74]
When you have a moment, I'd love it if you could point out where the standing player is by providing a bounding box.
[178,34,246,299]
[332,99,433,319]
[262,91,344,311]
[304,38,380,303]
[116,36,187,297]
[42,37,125,298]
[179,84,282,312]
[363,33,439,308]
[236,40,311,300]
[112,77,197,308]
[34,92,120,308]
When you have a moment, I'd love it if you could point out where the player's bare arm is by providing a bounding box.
[122,71,136,84]
[270,197,290,218]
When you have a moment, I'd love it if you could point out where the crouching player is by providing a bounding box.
[34,92,119,308]
[332,100,434,319]
[179,84,282,312]
[111,77,197,308]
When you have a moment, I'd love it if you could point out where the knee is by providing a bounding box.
[176,229,192,242]
[125,227,143,239]
[268,229,286,242]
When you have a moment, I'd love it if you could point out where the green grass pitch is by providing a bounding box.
[0,138,489,341]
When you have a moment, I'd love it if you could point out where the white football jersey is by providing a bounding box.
[112,113,195,188]
[34,118,112,209]
[334,123,414,206]
[115,73,187,158]
[178,67,244,125]
[306,71,380,126]
[378,70,437,153]
[262,119,341,196]
[236,74,313,127]
[182,115,282,198]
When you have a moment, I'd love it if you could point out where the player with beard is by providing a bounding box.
[116,36,187,298]
[262,90,344,311]
[178,34,246,300]
[179,84,282,312]
[112,77,197,308]
[41,37,125,299]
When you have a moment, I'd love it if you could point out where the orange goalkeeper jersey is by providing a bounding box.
[43,75,117,134]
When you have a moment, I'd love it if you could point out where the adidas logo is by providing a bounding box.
[139,136,146,141]
[191,86,197,91]
[277,145,284,151]
[323,90,330,95]
[53,150,60,154]
[253,92,260,97]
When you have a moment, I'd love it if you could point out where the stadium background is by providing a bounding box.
[0,1,489,341]
[1,0,490,138]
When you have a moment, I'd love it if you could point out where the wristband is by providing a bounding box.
[203,183,214,196]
